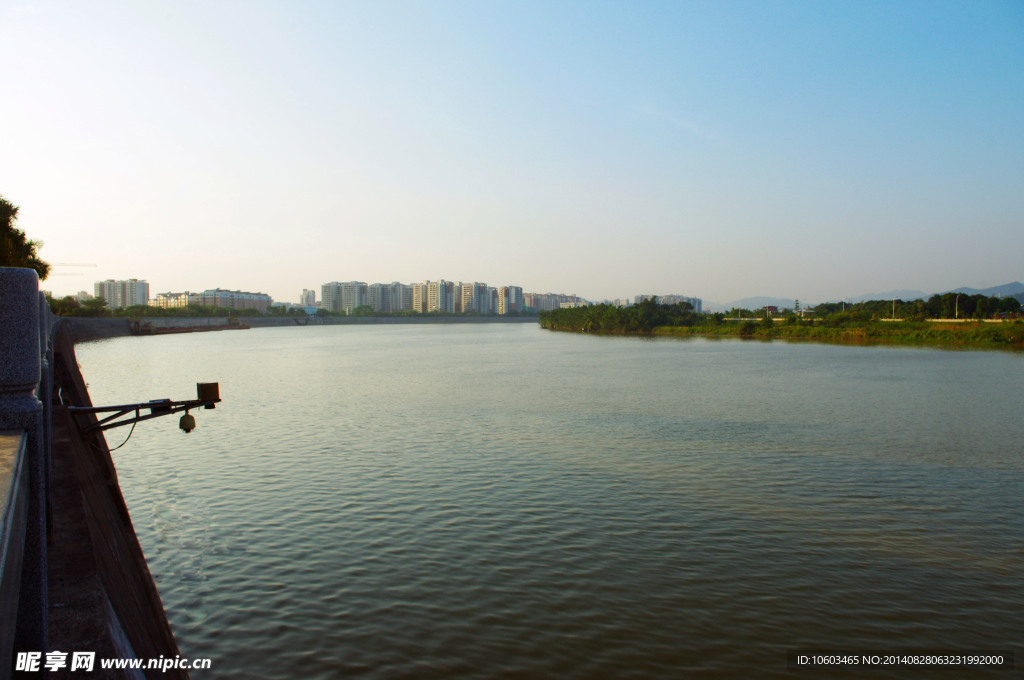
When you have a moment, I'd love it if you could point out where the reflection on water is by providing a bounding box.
[76,325,1024,679]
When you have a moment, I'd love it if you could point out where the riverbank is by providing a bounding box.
[649,320,1024,348]
[540,319,1024,349]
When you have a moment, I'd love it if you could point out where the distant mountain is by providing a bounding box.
[811,282,1023,306]
[704,282,1024,313]
[705,296,796,313]
[849,289,927,303]
[942,282,1024,298]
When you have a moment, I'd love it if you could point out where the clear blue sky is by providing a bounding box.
[2,0,1022,304]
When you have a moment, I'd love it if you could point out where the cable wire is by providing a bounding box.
[106,420,137,452]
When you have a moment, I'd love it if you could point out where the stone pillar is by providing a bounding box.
[0,267,47,661]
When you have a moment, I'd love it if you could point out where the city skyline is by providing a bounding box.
[60,271,1024,312]
[3,1,1022,305]
[78,276,593,313]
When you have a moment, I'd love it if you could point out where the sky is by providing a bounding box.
[2,0,1022,305]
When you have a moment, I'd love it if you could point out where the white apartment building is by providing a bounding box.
[321,281,368,313]
[341,282,368,313]
[364,282,414,313]
[368,283,390,312]
[321,282,342,312]
[300,289,316,306]
[94,279,150,309]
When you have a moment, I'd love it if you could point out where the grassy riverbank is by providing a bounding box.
[654,320,1024,348]
[538,301,1024,349]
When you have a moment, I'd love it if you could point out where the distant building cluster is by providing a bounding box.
[90,277,703,317]
[320,280,525,315]
[634,294,703,314]
[150,288,273,313]
[524,292,586,311]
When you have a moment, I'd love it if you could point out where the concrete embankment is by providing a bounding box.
[61,317,134,342]
[48,320,189,679]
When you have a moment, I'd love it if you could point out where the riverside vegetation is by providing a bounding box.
[539,297,1024,349]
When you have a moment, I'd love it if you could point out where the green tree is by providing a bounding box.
[1,194,51,279]
[81,297,110,315]
[46,294,81,316]
[998,296,1021,314]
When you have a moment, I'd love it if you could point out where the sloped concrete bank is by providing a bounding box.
[47,320,188,679]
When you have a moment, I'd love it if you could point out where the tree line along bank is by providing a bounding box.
[540,297,1024,348]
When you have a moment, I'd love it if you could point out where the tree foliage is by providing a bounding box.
[814,295,1020,321]
[1,194,50,279]
[43,294,274,318]
[539,299,698,333]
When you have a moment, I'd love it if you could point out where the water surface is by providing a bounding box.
[76,325,1024,678]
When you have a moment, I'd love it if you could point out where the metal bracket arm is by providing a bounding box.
[66,382,221,434]
[68,398,220,433]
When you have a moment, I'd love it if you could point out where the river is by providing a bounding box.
[75,324,1023,678]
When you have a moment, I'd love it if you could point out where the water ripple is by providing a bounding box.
[74,327,1024,679]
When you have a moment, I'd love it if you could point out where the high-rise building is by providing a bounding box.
[497,286,523,314]
[460,284,475,314]
[497,287,508,315]
[368,283,390,312]
[459,282,491,314]
[321,281,367,313]
[94,279,150,309]
[426,280,454,313]
[321,282,342,312]
[341,282,368,313]
[389,282,412,312]
[300,289,316,306]
[411,283,428,313]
